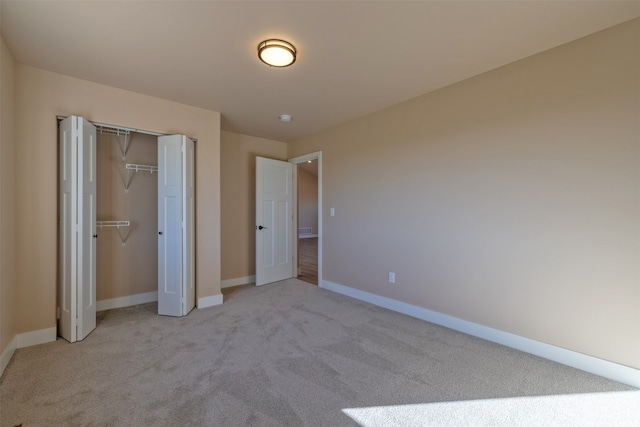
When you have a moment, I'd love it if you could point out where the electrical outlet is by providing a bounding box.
[388,272,395,283]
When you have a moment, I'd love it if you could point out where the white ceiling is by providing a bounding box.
[1,1,638,142]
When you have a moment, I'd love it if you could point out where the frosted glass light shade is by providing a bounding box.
[258,39,296,67]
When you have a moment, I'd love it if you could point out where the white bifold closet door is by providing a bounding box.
[59,116,97,342]
[59,118,196,343]
[157,135,195,317]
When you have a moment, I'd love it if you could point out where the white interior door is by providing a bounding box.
[59,115,96,342]
[256,156,293,286]
[158,135,195,316]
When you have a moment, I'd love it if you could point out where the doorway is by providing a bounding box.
[95,128,158,313]
[290,152,322,287]
[296,159,318,284]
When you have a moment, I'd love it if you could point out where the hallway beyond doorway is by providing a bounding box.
[298,237,318,285]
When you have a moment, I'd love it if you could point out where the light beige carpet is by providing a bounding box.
[1,279,637,426]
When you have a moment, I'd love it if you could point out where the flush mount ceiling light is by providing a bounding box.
[279,114,292,122]
[258,39,297,67]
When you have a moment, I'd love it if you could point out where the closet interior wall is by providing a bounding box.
[96,131,158,303]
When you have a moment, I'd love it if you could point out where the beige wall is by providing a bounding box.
[15,65,221,334]
[297,167,318,234]
[0,37,16,355]
[221,131,287,281]
[288,19,640,368]
[96,132,158,301]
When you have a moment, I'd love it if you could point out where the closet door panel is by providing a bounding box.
[183,137,195,315]
[58,115,97,342]
[158,136,183,317]
[78,118,97,340]
[59,116,77,342]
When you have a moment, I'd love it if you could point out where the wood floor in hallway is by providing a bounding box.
[298,237,318,285]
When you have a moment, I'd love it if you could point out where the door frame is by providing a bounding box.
[289,151,322,287]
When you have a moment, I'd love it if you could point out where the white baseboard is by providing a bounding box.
[321,279,640,388]
[16,327,57,349]
[221,275,255,288]
[198,293,224,309]
[97,291,158,312]
[3,328,58,377]
[0,336,17,378]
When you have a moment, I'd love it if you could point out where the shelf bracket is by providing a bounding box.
[124,163,158,193]
[96,220,131,246]
[96,125,131,161]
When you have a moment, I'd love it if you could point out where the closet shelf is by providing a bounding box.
[97,125,131,160]
[125,163,158,173]
[96,220,130,229]
[124,163,157,193]
[96,125,130,137]
[96,221,130,246]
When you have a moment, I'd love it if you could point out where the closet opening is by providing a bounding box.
[57,116,196,343]
[95,128,158,312]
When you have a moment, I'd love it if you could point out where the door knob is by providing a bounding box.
[159,231,163,235]
[257,225,268,230]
